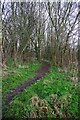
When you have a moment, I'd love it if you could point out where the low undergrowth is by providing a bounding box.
[2,61,41,94]
[2,62,79,119]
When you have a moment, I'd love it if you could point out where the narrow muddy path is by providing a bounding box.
[5,62,51,104]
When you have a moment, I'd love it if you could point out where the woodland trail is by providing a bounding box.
[5,62,51,104]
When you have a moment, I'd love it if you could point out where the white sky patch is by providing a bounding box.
[1,0,80,3]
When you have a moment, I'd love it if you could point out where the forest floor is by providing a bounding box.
[5,62,51,104]
[2,61,79,119]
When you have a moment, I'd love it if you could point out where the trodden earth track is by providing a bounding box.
[5,62,51,104]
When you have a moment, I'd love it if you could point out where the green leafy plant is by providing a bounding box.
[3,63,79,119]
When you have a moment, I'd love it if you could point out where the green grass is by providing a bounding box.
[2,62,79,119]
[2,61,41,94]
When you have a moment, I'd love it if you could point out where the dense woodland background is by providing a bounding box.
[1,2,79,66]
[1,2,80,81]
[1,1,80,119]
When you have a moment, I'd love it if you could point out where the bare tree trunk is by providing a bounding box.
[78,2,80,82]
[11,2,17,66]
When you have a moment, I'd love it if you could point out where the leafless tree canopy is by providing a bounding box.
[1,1,80,69]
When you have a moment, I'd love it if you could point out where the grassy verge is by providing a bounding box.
[2,61,41,94]
[2,63,79,119]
